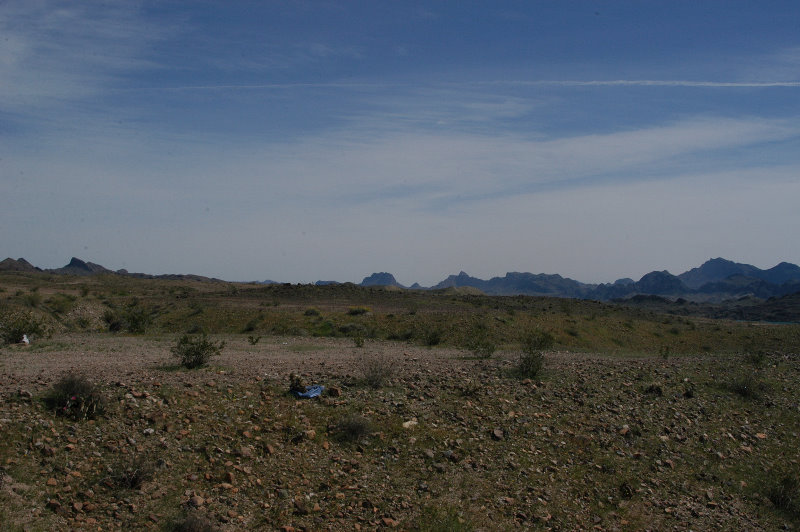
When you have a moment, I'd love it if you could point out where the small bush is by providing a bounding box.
[0,310,46,344]
[22,291,42,308]
[347,306,370,316]
[247,335,261,345]
[726,372,769,400]
[514,329,553,379]
[522,329,554,352]
[109,455,155,490]
[466,322,496,358]
[768,474,799,516]
[170,512,220,532]
[47,293,76,315]
[744,351,766,366]
[423,328,442,346]
[468,338,496,359]
[102,306,152,333]
[241,316,260,333]
[124,306,152,334]
[304,307,321,316]
[359,355,395,388]
[103,309,124,332]
[416,506,473,532]
[44,374,105,420]
[516,350,544,378]
[171,334,225,369]
[333,414,372,443]
[339,322,367,336]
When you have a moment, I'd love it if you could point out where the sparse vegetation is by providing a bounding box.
[107,455,156,490]
[416,506,473,532]
[43,373,105,420]
[0,309,46,344]
[169,512,220,532]
[359,354,394,388]
[422,328,442,346]
[171,333,225,369]
[768,473,800,517]
[333,414,373,443]
[1,271,799,530]
[725,371,769,400]
[514,328,554,378]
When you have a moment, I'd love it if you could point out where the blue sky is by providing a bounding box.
[2,1,799,285]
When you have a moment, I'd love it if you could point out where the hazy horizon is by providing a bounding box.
[3,2,799,286]
[7,254,798,289]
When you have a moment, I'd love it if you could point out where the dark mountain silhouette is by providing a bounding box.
[0,257,41,272]
[634,271,689,295]
[678,258,760,289]
[760,262,800,285]
[360,272,403,287]
[5,256,800,302]
[49,257,113,276]
[432,271,591,297]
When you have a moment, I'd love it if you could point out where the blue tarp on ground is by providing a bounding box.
[293,384,324,399]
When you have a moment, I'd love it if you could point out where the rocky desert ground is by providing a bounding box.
[1,274,799,530]
[2,332,799,531]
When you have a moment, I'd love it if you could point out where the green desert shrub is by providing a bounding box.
[347,306,370,316]
[171,334,225,369]
[359,355,395,388]
[124,306,152,333]
[103,309,124,332]
[522,329,555,352]
[514,329,554,379]
[22,291,42,308]
[466,321,496,359]
[102,306,153,333]
[169,511,220,532]
[44,374,105,420]
[423,328,442,346]
[416,506,474,532]
[108,455,156,490]
[768,473,800,516]
[0,310,46,344]
[46,293,77,315]
[333,414,373,443]
[725,372,769,400]
[744,350,766,366]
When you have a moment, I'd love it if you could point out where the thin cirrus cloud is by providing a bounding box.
[2,1,800,283]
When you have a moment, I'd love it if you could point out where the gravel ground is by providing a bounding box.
[1,334,799,531]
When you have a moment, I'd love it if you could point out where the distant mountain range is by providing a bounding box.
[0,257,223,283]
[349,258,800,302]
[3,256,800,302]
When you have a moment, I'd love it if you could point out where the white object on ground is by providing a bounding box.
[21,334,29,345]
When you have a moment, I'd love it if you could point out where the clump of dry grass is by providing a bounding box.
[359,354,395,388]
[333,414,373,443]
[43,373,105,420]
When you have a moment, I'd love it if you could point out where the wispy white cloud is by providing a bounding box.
[471,80,800,88]
[0,1,164,105]
[103,78,800,93]
[207,116,797,210]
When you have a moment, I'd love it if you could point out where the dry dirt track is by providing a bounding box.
[0,334,489,394]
